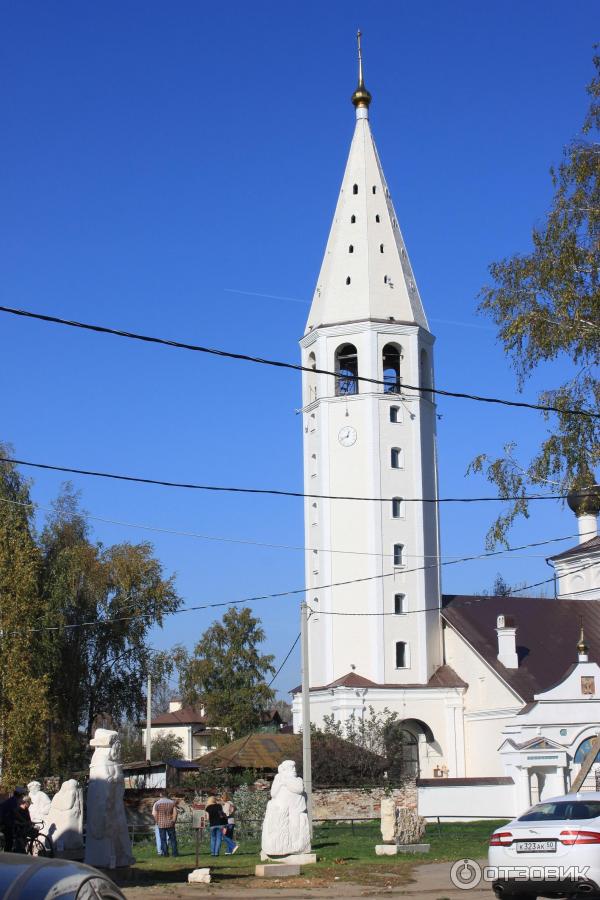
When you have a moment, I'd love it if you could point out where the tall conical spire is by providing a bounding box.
[351,29,372,113]
[306,35,429,333]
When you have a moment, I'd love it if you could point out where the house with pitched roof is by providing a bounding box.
[142,700,220,760]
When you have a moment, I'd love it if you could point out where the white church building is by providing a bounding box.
[291,45,600,817]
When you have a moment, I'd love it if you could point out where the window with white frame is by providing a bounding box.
[393,543,404,566]
[390,406,400,423]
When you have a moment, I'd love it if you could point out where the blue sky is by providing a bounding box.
[0,1,596,698]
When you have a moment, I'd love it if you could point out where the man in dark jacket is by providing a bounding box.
[0,787,28,852]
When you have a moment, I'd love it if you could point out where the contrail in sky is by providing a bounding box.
[224,287,494,330]
[224,288,309,305]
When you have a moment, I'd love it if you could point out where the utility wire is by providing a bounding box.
[0,495,590,561]
[268,633,301,688]
[5,533,595,636]
[0,455,572,504]
[0,304,597,419]
[312,558,600,616]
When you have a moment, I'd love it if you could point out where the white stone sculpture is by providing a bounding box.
[46,779,84,854]
[380,796,396,843]
[27,780,51,825]
[85,728,134,869]
[261,759,311,857]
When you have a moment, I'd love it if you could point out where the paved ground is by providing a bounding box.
[121,859,493,899]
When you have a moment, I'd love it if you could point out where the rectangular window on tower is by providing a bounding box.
[395,641,407,668]
[393,543,405,567]
[394,593,406,615]
[391,447,403,469]
[392,497,404,519]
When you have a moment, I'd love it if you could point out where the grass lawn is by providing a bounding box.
[117,819,507,890]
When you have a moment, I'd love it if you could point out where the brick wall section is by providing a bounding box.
[124,783,418,827]
[312,784,417,820]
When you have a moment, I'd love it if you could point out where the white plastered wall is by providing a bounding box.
[444,624,523,776]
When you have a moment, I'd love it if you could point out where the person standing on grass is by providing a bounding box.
[221,792,239,855]
[205,796,238,856]
[151,790,179,857]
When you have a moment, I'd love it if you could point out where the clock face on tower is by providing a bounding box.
[338,426,357,447]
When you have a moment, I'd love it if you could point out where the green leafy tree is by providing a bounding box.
[308,707,412,786]
[40,485,180,773]
[470,52,600,546]
[318,705,399,755]
[176,607,275,740]
[271,698,292,724]
[151,730,184,761]
[119,723,184,763]
[0,450,50,786]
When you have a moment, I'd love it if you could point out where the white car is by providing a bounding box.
[489,793,600,899]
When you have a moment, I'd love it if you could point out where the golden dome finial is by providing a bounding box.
[351,29,372,110]
[578,616,589,657]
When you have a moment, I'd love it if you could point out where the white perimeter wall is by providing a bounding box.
[418,781,516,821]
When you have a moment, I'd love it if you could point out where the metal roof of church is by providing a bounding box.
[290,664,467,694]
[442,594,600,702]
[548,535,600,561]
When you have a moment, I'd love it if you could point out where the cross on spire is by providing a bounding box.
[351,29,372,111]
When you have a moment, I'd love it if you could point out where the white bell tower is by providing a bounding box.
[300,35,442,688]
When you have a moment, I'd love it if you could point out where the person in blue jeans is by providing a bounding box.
[205,796,238,856]
[152,791,179,857]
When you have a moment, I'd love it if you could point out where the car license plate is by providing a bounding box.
[516,840,556,853]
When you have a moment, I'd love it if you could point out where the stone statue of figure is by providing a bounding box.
[27,781,51,825]
[261,759,311,857]
[46,779,84,853]
[84,728,134,869]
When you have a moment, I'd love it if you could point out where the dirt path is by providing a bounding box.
[121,859,493,899]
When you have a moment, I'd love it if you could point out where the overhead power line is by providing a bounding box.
[0,455,570,504]
[268,633,301,688]
[2,495,587,560]
[0,304,597,419]
[5,532,593,636]
[312,557,600,616]
[0,494,589,561]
